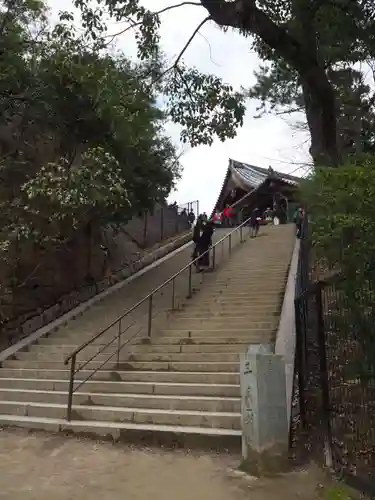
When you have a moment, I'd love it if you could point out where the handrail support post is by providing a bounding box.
[67,354,76,422]
[147,294,153,337]
[171,278,175,310]
[188,265,192,298]
[117,318,122,365]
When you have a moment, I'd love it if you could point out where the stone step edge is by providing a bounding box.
[0,387,240,402]
[0,369,239,376]
[0,414,242,438]
[0,378,240,389]
[30,342,261,349]
[4,361,245,368]
[0,400,241,418]
[41,329,274,338]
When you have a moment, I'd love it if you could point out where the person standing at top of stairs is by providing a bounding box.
[223,205,234,227]
[191,219,202,270]
[250,208,261,238]
[197,220,214,271]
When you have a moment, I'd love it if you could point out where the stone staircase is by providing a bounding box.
[0,225,295,449]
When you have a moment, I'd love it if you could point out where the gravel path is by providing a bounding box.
[0,429,328,500]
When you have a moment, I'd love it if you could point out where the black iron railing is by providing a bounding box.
[125,200,199,249]
[293,216,375,496]
[64,218,253,421]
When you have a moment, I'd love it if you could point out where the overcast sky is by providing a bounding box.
[49,0,311,213]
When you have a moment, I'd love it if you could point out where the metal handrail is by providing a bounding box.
[64,216,253,421]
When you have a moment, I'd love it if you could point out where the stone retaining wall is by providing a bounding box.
[0,231,192,352]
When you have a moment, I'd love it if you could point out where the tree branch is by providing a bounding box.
[104,2,202,43]
[275,106,305,115]
[175,15,211,66]
[148,15,211,87]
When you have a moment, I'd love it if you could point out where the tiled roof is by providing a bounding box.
[211,159,300,215]
[229,159,300,188]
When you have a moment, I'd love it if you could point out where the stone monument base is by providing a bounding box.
[240,344,289,476]
[240,442,290,477]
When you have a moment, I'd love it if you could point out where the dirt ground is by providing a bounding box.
[0,428,345,500]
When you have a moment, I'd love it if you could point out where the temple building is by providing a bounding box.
[212,159,301,223]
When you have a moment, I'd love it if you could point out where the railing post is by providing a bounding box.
[240,225,243,243]
[171,278,175,310]
[212,245,216,270]
[229,234,232,254]
[315,283,333,467]
[117,318,122,365]
[147,294,153,337]
[66,353,76,422]
[294,298,306,428]
[188,265,192,298]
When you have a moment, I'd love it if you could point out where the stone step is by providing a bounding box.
[0,369,240,384]
[166,317,278,328]
[210,282,286,289]
[188,294,283,302]
[149,335,274,345]
[179,309,280,318]
[158,328,276,339]
[30,343,250,355]
[3,360,241,372]
[171,309,280,319]
[37,326,277,346]
[0,415,242,450]
[39,336,269,353]
[199,271,286,280]
[208,276,287,284]
[167,316,278,326]
[195,297,283,305]
[216,268,289,274]
[215,274,288,280]
[0,378,240,397]
[206,282,287,289]
[0,400,241,429]
[16,351,242,363]
[192,298,282,307]
[0,388,241,412]
[37,336,266,346]
[197,290,284,298]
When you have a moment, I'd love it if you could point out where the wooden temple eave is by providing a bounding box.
[234,179,298,212]
[212,159,300,216]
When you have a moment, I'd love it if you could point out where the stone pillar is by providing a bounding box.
[240,344,289,476]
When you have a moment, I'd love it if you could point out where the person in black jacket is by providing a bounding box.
[192,220,202,269]
[250,207,260,237]
[198,221,214,269]
[188,210,196,227]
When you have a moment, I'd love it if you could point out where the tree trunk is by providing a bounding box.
[301,70,340,166]
[201,0,341,166]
